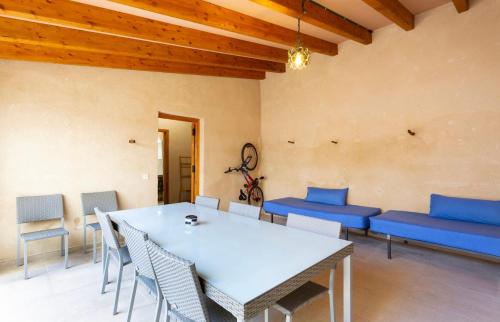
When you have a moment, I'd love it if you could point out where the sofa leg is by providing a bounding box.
[345,228,349,240]
[364,229,368,237]
[387,235,392,259]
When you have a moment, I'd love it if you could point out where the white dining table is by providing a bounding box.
[108,202,353,322]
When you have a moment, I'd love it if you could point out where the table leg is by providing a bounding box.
[343,255,352,322]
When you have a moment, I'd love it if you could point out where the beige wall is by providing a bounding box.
[260,0,500,213]
[158,118,192,203]
[0,61,260,261]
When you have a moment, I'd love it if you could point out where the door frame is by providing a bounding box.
[158,112,200,202]
[158,128,169,204]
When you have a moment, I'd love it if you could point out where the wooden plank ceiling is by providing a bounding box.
[0,0,469,79]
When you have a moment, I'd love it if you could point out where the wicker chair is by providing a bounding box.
[120,221,163,322]
[81,191,118,264]
[265,213,342,322]
[95,208,132,315]
[195,195,220,210]
[16,194,69,279]
[228,202,261,220]
[145,238,236,322]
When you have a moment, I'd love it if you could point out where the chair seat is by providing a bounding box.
[20,228,69,241]
[110,246,132,265]
[86,222,101,231]
[274,282,328,315]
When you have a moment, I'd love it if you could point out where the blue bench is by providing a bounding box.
[370,194,500,258]
[263,197,381,239]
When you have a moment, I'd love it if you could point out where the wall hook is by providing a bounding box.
[288,140,295,144]
[330,140,339,144]
[407,130,416,136]
[129,139,136,144]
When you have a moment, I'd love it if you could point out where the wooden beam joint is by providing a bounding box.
[251,0,372,45]
[362,0,414,31]
[452,0,469,13]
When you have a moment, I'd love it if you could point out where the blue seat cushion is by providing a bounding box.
[370,211,500,257]
[430,194,500,226]
[305,187,348,206]
[263,197,381,229]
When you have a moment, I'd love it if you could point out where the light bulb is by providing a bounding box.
[287,46,311,70]
[294,53,303,66]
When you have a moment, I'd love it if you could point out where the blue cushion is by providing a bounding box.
[430,194,500,226]
[370,211,500,257]
[305,187,348,206]
[263,197,381,229]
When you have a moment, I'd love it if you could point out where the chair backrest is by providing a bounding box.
[81,191,118,216]
[16,194,64,224]
[287,213,342,239]
[145,239,209,322]
[95,208,120,250]
[120,220,155,279]
[228,201,261,220]
[195,195,220,210]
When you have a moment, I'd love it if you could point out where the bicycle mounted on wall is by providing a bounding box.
[224,143,265,207]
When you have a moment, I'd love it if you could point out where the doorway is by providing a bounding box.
[157,112,200,204]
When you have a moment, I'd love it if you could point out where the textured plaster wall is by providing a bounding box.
[0,61,260,261]
[260,0,500,212]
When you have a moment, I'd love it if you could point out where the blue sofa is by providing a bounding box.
[263,188,381,239]
[370,194,500,258]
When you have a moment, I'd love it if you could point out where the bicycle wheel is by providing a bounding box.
[241,143,258,171]
[248,185,264,207]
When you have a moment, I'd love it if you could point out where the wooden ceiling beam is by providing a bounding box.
[110,0,337,56]
[452,0,469,13]
[0,0,287,62]
[0,17,284,73]
[361,0,414,31]
[250,0,372,45]
[0,41,265,79]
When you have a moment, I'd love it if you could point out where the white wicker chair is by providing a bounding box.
[16,194,69,279]
[265,213,342,322]
[120,221,163,322]
[195,195,220,210]
[95,208,132,315]
[81,191,118,264]
[228,201,261,220]
[145,238,236,322]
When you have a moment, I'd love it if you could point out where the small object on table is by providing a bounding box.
[185,215,198,226]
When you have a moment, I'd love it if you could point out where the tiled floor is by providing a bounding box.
[0,234,498,322]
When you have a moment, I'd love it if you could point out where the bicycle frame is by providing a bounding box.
[241,169,258,194]
[224,155,262,202]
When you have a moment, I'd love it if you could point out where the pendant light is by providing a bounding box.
[288,0,311,70]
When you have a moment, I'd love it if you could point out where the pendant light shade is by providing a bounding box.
[288,45,311,70]
[288,1,311,70]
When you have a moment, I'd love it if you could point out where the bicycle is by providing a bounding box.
[224,143,265,207]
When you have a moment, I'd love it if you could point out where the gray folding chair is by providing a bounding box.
[195,195,220,210]
[145,238,236,322]
[228,201,261,220]
[120,221,163,322]
[95,208,132,315]
[265,213,342,322]
[81,191,118,264]
[16,194,69,280]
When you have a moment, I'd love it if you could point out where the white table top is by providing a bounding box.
[109,202,352,306]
